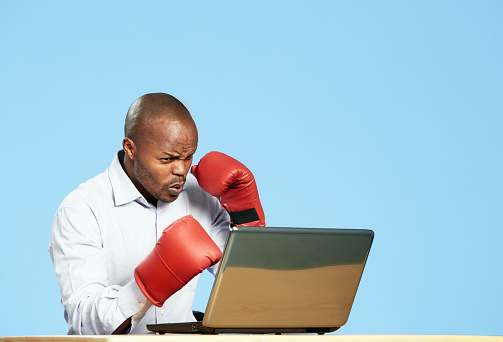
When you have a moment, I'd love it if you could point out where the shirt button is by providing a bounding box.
[139,302,145,308]
[161,308,166,315]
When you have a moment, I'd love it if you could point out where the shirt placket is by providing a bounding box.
[154,203,169,322]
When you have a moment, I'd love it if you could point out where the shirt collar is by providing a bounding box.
[109,150,145,206]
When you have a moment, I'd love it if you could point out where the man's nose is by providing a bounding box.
[173,159,191,176]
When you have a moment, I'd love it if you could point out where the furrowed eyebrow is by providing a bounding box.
[160,151,195,159]
[161,152,178,158]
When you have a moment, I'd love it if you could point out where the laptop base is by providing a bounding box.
[147,322,339,335]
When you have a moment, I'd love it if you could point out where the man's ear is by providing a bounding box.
[123,137,136,161]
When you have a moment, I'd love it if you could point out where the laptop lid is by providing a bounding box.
[148,226,373,334]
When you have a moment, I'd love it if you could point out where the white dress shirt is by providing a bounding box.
[49,151,230,334]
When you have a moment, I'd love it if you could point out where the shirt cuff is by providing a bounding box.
[115,278,149,328]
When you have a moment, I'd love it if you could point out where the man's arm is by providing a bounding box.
[50,207,221,334]
[49,207,149,334]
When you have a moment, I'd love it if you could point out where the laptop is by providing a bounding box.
[147,226,374,335]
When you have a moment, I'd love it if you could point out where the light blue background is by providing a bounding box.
[1,1,502,337]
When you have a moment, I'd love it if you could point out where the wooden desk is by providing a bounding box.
[1,335,502,342]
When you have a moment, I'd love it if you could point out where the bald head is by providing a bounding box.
[122,93,199,204]
[125,93,196,142]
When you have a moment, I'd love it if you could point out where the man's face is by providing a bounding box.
[130,116,198,203]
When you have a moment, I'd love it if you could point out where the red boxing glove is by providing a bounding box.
[191,151,266,227]
[134,215,222,307]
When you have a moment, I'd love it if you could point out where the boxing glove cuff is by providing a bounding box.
[226,207,260,226]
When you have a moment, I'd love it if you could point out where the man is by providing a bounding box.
[49,93,265,334]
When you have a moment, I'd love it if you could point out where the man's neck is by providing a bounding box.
[119,150,158,207]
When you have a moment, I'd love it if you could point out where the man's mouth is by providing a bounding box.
[168,183,184,195]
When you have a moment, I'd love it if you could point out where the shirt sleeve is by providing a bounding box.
[49,207,148,335]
